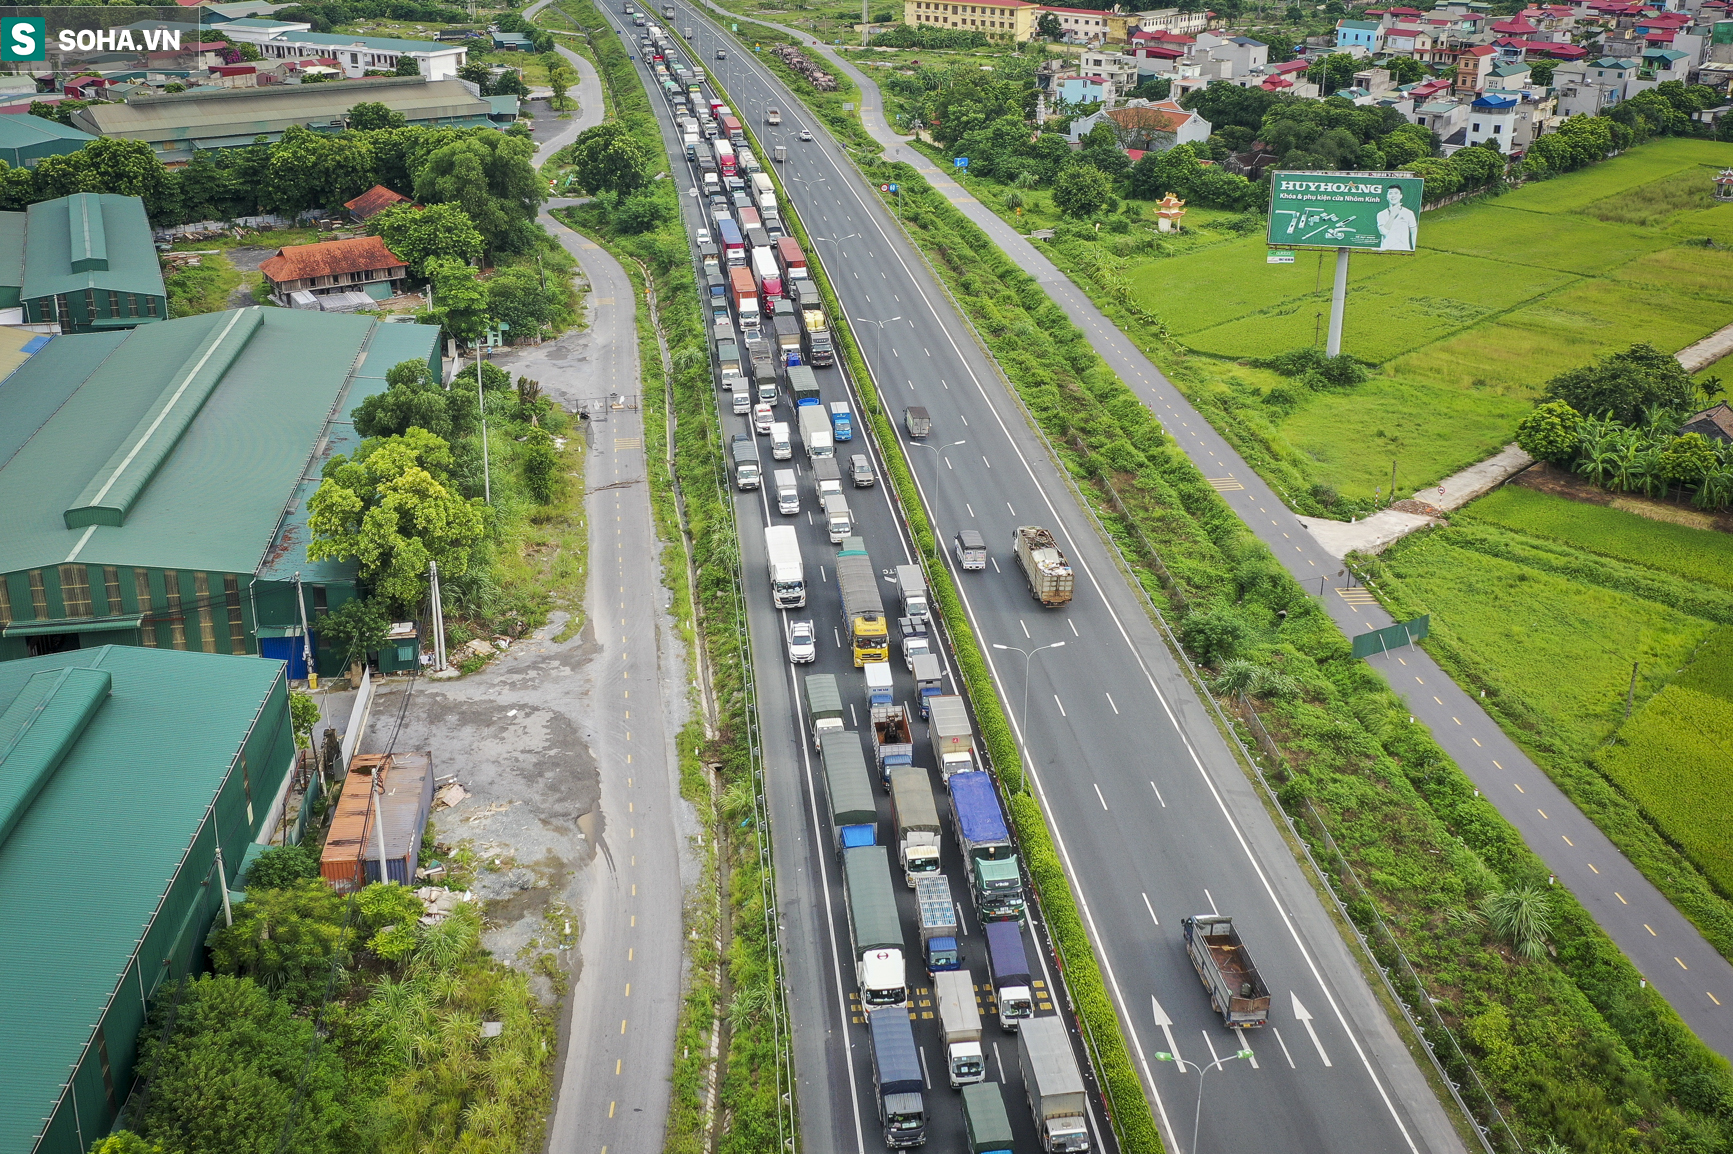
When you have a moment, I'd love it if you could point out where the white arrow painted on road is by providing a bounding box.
[1291,993,1332,1067]
[1151,996,1186,1072]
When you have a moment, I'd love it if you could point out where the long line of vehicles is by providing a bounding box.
[641,14,1273,1150]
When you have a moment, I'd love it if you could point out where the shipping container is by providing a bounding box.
[320,751,434,891]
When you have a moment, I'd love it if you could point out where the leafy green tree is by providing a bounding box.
[264,124,375,213]
[289,688,320,748]
[246,845,321,891]
[453,359,511,391]
[413,131,544,255]
[1542,343,1696,426]
[308,427,487,613]
[487,265,569,340]
[1129,142,1203,200]
[492,68,530,98]
[207,880,352,1006]
[1514,400,1582,463]
[1036,12,1062,38]
[1077,121,1130,179]
[520,428,559,504]
[134,974,346,1154]
[1052,163,1110,217]
[368,202,485,275]
[32,137,172,218]
[1306,52,1359,96]
[610,190,670,234]
[1661,432,1717,487]
[1383,55,1427,84]
[547,54,573,111]
[394,55,422,76]
[318,594,391,665]
[352,366,477,441]
[567,121,651,197]
[347,100,406,130]
[427,257,491,344]
[356,882,425,962]
[1179,608,1249,664]
[90,1134,163,1154]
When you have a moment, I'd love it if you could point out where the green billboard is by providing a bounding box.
[1267,171,1425,252]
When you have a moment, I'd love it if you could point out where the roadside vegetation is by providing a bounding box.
[106,845,554,1154]
[547,2,794,1149]
[855,155,1733,1152]
[1369,483,1733,959]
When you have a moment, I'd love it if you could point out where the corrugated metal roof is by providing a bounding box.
[0,308,438,579]
[19,193,166,303]
[70,77,491,142]
[286,30,463,54]
[0,645,284,1154]
[0,114,96,150]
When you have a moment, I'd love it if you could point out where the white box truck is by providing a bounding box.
[764,524,804,608]
[935,970,986,1087]
[774,468,799,515]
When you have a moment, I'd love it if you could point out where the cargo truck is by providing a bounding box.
[917,874,961,973]
[837,550,890,666]
[936,970,987,1087]
[864,658,893,710]
[800,305,833,366]
[829,400,853,441]
[799,404,834,461]
[839,535,868,559]
[813,457,843,502]
[805,673,845,750]
[774,312,803,366]
[822,493,853,543]
[820,728,878,855]
[769,421,791,460]
[1019,1016,1091,1153]
[911,652,944,719]
[867,1006,927,1148]
[961,1082,1014,1154]
[984,920,1033,1029]
[754,359,778,403]
[715,337,739,381]
[765,105,781,124]
[889,766,941,884]
[774,467,799,515]
[764,525,804,608]
[751,171,775,199]
[721,113,742,143]
[745,224,772,252]
[716,216,743,263]
[929,695,978,779]
[1012,525,1074,607]
[788,363,821,407]
[705,277,728,323]
[872,704,914,786]
[714,138,736,175]
[776,234,808,279]
[949,771,1025,920]
[895,564,929,623]
[899,617,932,671]
[752,245,782,300]
[729,264,758,330]
[843,845,908,1008]
[730,382,750,415]
[955,528,987,570]
[1182,914,1271,1028]
[730,433,760,490]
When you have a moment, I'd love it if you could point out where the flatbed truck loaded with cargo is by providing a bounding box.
[842,845,908,1008]
[871,703,914,786]
[917,873,960,972]
[1182,913,1271,1027]
[935,969,986,1086]
[1019,1015,1092,1153]
[836,549,890,666]
[820,728,878,856]
[948,771,1024,920]
[1013,525,1074,607]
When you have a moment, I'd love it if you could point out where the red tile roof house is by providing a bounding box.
[259,236,408,307]
[344,185,411,223]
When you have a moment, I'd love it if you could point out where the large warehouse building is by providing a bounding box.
[0,306,441,674]
[0,645,297,1154]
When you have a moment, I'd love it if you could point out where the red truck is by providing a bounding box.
[729,264,759,328]
[776,235,808,281]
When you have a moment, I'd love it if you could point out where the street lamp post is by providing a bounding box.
[990,640,1064,792]
[1155,1048,1253,1154]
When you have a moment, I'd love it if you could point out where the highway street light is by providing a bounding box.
[990,640,1064,793]
[906,438,965,454]
[854,315,901,329]
[1155,1048,1254,1154]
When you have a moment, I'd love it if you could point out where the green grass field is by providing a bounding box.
[1468,486,1733,591]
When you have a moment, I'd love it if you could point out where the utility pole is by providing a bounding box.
[214,842,234,928]
[293,572,317,690]
[370,761,390,884]
[429,559,447,672]
[1390,459,1398,507]
[1626,661,1639,719]
[476,337,492,504]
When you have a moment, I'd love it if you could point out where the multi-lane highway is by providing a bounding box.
[605,6,1467,1150]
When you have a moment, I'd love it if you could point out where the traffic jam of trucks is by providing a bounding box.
[655,24,1138,1147]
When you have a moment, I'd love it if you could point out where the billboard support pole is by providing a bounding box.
[1326,247,1349,356]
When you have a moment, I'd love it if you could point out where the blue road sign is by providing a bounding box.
[954,157,968,168]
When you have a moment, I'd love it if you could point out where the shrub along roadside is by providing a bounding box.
[548,3,792,1150]
[851,157,1733,1151]
[706,59,1165,1154]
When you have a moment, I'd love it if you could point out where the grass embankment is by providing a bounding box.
[950,136,1733,508]
[1370,485,1733,958]
[549,2,792,1150]
[858,156,1733,1152]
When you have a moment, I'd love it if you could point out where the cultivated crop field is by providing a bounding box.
[1376,486,1733,922]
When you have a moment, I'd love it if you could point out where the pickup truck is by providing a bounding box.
[1183,914,1271,1028]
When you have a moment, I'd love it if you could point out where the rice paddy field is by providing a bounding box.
[1378,487,1733,899]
